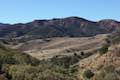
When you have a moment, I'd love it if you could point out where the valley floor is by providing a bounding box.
[13,34,107,60]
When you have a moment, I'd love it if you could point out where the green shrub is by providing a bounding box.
[8,64,77,80]
[99,44,110,55]
[83,69,94,79]
[51,55,80,68]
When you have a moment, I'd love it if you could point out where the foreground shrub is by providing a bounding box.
[83,69,94,79]
[99,44,110,55]
[51,55,80,68]
[0,43,79,80]
[93,64,118,80]
[8,64,77,80]
[93,70,118,80]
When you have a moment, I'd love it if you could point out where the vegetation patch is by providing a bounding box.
[99,44,110,55]
[0,43,79,80]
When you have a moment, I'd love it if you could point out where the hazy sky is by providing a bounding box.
[0,0,119,23]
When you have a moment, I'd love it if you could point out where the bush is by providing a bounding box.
[83,69,94,79]
[8,64,77,80]
[51,55,80,68]
[93,64,117,80]
[93,70,118,80]
[99,44,110,55]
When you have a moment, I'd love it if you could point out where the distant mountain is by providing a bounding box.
[0,17,120,39]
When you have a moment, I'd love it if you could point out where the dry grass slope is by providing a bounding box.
[13,34,107,60]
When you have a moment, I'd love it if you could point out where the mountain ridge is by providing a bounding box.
[0,17,120,39]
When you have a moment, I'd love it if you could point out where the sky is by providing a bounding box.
[0,0,120,24]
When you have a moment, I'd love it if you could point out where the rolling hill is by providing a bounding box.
[0,17,120,39]
[11,34,107,60]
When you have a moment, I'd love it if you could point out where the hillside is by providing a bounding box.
[78,29,120,80]
[0,17,120,80]
[8,34,107,60]
[3,30,120,80]
[0,43,81,80]
[0,17,120,40]
[0,43,40,80]
[78,44,120,80]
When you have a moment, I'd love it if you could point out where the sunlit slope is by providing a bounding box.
[15,34,107,59]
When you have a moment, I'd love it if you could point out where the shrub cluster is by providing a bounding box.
[0,44,79,80]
